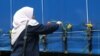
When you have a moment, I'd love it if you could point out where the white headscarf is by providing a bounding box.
[11,6,39,45]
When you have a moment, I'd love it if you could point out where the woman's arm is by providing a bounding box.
[27,23,59,34]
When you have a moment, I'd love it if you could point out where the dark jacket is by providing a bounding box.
[10,23,59,56]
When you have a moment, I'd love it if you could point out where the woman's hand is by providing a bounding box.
[56,21,62,25]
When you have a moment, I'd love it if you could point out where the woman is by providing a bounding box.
[10,6,62,56]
